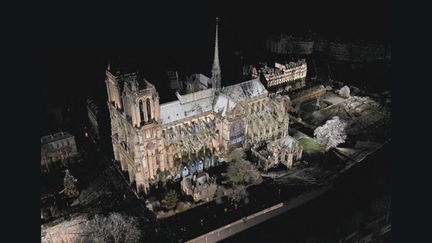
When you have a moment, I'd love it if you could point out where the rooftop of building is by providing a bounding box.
[176,88,214,105]
[159,77,268,124]
[41,131,74,144]
[213,93,236,117]
[221,78,267,103]
[186,73,210,88]
[260,60,307,76]
[86,99,99,114]
[108,69,156,93]
[276,135,296,148]
[159,94,214,125]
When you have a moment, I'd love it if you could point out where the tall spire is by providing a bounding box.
[211,17,221,91]
[213,17,220,69]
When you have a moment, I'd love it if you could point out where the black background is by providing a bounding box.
[4,0,428,242]
[42,1,390,106]
[41,1,390,135]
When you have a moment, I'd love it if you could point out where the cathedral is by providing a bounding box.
[106,18,294,193]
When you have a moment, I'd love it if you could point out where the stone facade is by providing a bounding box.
[259,60,307,95]
[106,20,294,193]
[181,172,217,202]
[87,98,100,141]
[251,135,303,170]
[41,131,78,171]
[167,70,181,90]
[106,70,292,192]
[266,136,303,169]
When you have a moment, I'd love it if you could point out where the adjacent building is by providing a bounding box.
[181,172,217,202]
[242,60,308,95]
[259,60,307,94]
[184,73,211,93]
[87,98,100,141]
[167,70,182,91]
[242,64,259,80]
[41,131,79,171]
[252,135,303,170]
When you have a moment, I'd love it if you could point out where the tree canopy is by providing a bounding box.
[63,169,79,198]
[83,213,142,243]
[314,116,347,150]
[163,189,178,210]
[224,149,262,186]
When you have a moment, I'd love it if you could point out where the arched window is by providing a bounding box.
[139,100,144,125]
[146,98,152,121]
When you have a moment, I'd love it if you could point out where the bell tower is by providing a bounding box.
[131,79,160,128]
[105,63,122,109]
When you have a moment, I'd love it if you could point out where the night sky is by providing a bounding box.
[42,2,389,134]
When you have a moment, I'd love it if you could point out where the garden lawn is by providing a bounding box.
[298,137,326,155]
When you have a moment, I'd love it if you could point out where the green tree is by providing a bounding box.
[224,152,262,185]
[163,190,178,210]
[229,185,249,204]
[227,148,246,162]
[63,169,79,198]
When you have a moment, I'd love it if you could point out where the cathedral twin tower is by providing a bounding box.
[105,17,221,127]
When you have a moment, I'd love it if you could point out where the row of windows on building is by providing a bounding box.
[266,71,307,86]
[43,151,77,163]
[42,139,75,150]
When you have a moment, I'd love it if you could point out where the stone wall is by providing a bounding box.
[176,89,215,104]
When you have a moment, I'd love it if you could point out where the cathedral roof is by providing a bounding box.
[186,73,210,89]
[279,136,295,148]
[159,78,268,125]
[159,95,214,125]
[213,93,236,117]
[221,78,267,103]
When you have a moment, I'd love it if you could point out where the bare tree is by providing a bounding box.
[314,116,347,150]
[83,212,142,243]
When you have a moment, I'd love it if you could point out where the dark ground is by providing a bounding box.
[223,144,391,243]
